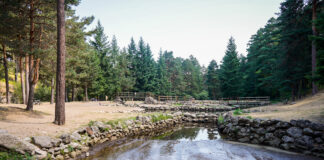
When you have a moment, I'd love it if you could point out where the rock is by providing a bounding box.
[0,133,47,159]
[266,126,276,132]
[282,136,294,143]
[265,133,274,140]
[94,121,107,131]
[70,142,81,149]
[60,133,71,144]
[238,137,250,143]
[86,126,94,136]
[81,146,89,152]
[51,138,61,147]
[24,137,32,143]
[238,117,251,125]
[0,129,8,134]
[273,129,286,138]
[269,137,281,147]
[303,128,314,136]
[86,152,90,157]
[144,96,158,104]
[32,136,53,148]
[281,143,290,150]
[56,155,64,160]
[256,128,266,135]
[276,122,290,129]
[287,127,303,138]
[71,132,82,141]
[70,151,77,158]
[315,137,323,143]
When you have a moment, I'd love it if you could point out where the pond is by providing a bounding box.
[84,124,320,160]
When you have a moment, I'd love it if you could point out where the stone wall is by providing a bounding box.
[142,105,233,112]
[218,113,324,158]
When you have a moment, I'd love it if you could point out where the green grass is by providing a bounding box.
[151,114,173,123]
[246,115,253,119]
[233,108,243,116]
[172,103,183,107]
[218,115,224,124]
[0,151,34,160]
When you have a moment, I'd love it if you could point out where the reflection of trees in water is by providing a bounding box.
[163,127,201,140]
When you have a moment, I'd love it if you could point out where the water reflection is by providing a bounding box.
[87,125,321,160]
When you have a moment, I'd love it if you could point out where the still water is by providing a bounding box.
[85,125,320,160]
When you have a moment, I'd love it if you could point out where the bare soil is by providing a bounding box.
[0,101,143,138]
[245,92,324,124]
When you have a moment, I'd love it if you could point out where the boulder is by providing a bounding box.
[32,136,53,148]
[287,127,303,138]
[303,128,314,136]
[0,133,47,159]
[144,97,158,104]
[60,133,71,144]
[238,137,250,143]
[71,132,82,141]
[282,136,294,143]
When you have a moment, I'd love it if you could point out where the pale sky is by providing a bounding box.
[75,0,283,66]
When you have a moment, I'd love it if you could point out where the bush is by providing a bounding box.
[34,83,51,101]
[12,82,22,103]
[218,115,224,124]
[151,114,173,123]
[194,90,209,100]
[233,108,243,116]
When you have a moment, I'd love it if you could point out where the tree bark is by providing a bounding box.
[19,57,26,104]
[85,84,88,101]
[312,0,318,95]
[54,0,66,125]
[72,85,75,101]
[25,55,29,104]
[2,44,9,104]
[50,77,55,104]
[15,57,18,82]
[26,0,35,111]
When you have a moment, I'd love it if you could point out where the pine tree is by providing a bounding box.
[206,60,221,99]
[219,37,241,98]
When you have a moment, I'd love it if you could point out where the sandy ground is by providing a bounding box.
[0,101,143,138]
[245,92,324,124]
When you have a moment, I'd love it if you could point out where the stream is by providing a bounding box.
[84,124,321,160]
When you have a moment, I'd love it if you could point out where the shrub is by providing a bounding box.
[233,108,243,116]
[218,115,224,124]
[34,83,51,101]
[246,116,252,119]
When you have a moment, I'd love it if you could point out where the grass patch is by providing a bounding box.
[218,115,224,124]
[246,115,253,119]
[172,103,183,107]
[151,114,173,123]
[0,151,34,160]
[233,108,243,116]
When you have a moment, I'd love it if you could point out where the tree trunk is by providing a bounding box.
[312,0,318,95]
[54,0,66,125]
[15,57,18,82]
[50,77,55,104]
[25,55,29,104]
[26,0,35,111]
[19,57,26,104]
[72,85,75,101]
[85,85,88,101]
[2,44,9,104]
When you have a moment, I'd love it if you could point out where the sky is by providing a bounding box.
[75,0,283,66]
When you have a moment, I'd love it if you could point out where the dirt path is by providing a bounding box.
[0,101,143,138]
[245,92,324,123]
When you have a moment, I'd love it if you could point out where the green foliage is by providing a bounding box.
[233,108,243,116]
[195,90,209,100]
[34,83,51,102]
[88,120,95,126]
[0,151,34,160]
[12,82,22,103]
[218,115,224,124]
[206,60,221,99]
[246,116,253,119]
[219,37,242,98]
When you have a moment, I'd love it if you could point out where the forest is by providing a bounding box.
[0,0,324,106]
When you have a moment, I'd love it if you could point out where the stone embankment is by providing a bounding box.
[218,113,324,158]
[0,113,183,159]
[142,105,234,112]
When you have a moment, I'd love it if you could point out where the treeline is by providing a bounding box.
[1,0,323,106]
[210,0,324,100]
